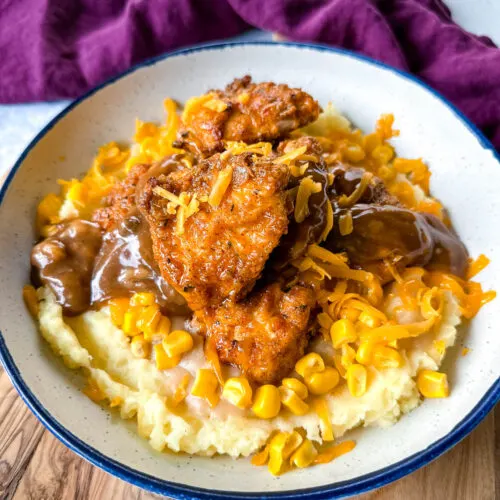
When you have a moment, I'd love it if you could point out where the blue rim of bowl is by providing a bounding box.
[0,40,499,499]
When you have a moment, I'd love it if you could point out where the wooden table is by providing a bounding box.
[0,365,497,499]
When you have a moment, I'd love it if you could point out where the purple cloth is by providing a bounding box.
[1,0,499,150]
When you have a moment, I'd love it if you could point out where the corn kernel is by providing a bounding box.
[372,346,403,369]
[295,353,325,379]
[305,367,340,395]
[122,308,140,336]
[154,344,180,370]
[341,344,356,369]
[251,444,270,466]
[356,341,374,365]
[330,319,357,348]
[417,370,449,398]
[23,285,39,318]
[222,377,253,409]
[346,364,367,397]
[268,431,303,476]
[371,144,394,164]
[130,292,156,307]
[162,330,193,357]
[131,334,151,359]
[252,385,281,419]
[358,311,381,329]
[171,373,191,407]
[343,143,366,163]
[137,304,161,335]
[146,315,170,342]
[279,386,309,416]
[312,398,333,441]
[191,368,220,407]
[281,378,308,400]
[109,298,130,326]
[333,354,346,378]
[290,439,318,468]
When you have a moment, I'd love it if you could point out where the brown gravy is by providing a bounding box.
[31,220,103,315]
[91,210,188,315]
[327,204,468,277]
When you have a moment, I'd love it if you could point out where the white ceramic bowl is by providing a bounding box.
[0,42,499,499]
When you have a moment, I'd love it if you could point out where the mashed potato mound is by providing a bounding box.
[36,285,461,458]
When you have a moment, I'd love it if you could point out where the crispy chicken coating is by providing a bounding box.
[176,76,320,157]
[92,163,150,231]
[204,283,315,384]
[138,152,290,311]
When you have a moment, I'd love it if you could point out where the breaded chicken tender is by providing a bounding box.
[139,152,290,311]
[92,163,150,231]
[176,76,320,157]
[204,283,315,384]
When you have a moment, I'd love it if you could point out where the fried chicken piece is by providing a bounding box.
[92,163,150,231]
[138,152,290,311]
[204,283,315,384]
[176,76,320,157]
[92,155,188,231]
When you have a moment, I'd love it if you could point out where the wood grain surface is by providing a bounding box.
[0,365,497,500]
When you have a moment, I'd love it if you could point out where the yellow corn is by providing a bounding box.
[334,354,347,378]
[279,386,309,416]
[222,377,253,409]
[358,311,381,329]
[251,444,270,466]
[341,344,357,369]
[137,304,161,337]
[371,144,394,164]
[130,292,156,307]
[122,308,140,336]
[312,398,334,441]
[154,344,180,370]
[305,367,340,396]
[162,330,193,357]
[155,315,171,337]
[268,431,303,476]
[346,364,367,397]
[372,346,403,369]
[281,378,308,400]
[171,373,191,407]
[330,319,357,348]
[191,368,220,407]
[290,439,318,468]
[417,370,449,398]
[295,353,325,379]
[252,385,281,419]
[23,285,39,318]
[343,143,366,163]
[355,341,374,365]
[130,334,151,359]
[109,298,130,327]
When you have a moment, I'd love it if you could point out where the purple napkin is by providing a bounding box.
[1,0,499,150]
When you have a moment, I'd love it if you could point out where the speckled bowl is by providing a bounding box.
[0,43,499,499]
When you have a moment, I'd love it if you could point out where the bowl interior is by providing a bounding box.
[0,43,499,497]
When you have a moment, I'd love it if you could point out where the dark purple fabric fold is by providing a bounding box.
[1,0,499,150]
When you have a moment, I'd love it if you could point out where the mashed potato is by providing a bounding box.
[36,285,461,458]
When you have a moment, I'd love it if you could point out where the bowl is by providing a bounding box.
[0,42,499,499]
